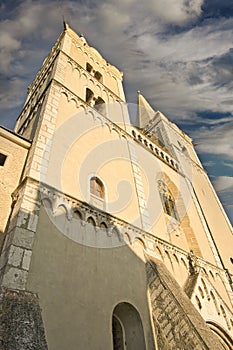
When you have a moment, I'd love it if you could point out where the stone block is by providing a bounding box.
[22,250,32,271]
[12,227,34,249]
[8,245,24,267]
[2,267,28,290]
[28,213,38,232]
[0,288,48,350]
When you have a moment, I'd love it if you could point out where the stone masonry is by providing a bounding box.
[0,288,47,350]
[146,256,226,350]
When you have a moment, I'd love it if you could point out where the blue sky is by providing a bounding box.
[0,0,232,224]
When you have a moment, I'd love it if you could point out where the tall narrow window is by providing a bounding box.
[94,71,103,82]
[86,63,93,73]
[90,176,105,210]
[90,177,104,199]
[94,97,105,115]
[86,88,94,104]
[0,153,7,166]
[158,180,179,221]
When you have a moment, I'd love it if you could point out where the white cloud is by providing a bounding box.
[213,176,233,192]
[213,176,233,223]
[0,0,232,221]
[194,122,233,160]
[149,0,204,24]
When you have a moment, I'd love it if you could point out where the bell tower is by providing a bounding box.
[0,23,133,291]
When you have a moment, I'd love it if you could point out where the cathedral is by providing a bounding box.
[0,23,233,349]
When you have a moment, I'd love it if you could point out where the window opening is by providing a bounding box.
[94,71,102,82]
[86,63,93,73]
[94,97,105,115]
[86,88,94,104]
[0,153,7,166]
[112,302,146,350]
[90,177,104,199]
[195,295,202,309]
[158,180,179,221]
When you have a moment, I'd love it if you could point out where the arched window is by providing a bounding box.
[158,180,179,221]
[0,153,7,166]
[86,62,93,73]
[94,71,103,82]
[94,96,105,115]
[90,177,104,199]
[90,176,105,210]
[86,88,94,104]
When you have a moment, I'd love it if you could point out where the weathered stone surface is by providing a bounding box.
[0,288,48,350]
[8,245,24,268]
[22,250,32,271]
[1,267,28,290]
[12,227,35,250]
[146,256,226,350]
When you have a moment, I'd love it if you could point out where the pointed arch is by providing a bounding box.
[87,216,96,226]
[158,179,179,221]
[73,209,83,220]
[164,250,174,272]
[156,172,202,257]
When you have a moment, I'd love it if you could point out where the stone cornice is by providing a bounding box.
[0,126,31,148]
[12,176,231,281]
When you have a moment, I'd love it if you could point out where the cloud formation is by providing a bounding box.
[0,0,232,221]
[214,176,233,192]
[194,122,233,160]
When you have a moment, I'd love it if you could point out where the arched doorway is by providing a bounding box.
[112,315,125,350]
[112,302,146,350]
[207,322,233,350]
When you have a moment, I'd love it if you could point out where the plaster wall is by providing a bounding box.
[0,129,30,242]
[27,206,155,350]
[192,165,233,274]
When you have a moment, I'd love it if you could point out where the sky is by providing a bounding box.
[0,0,233,224]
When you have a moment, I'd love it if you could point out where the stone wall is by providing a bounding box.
[0,288,47,350]
[146,256,226,350]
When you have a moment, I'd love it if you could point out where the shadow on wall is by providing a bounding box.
[0,193,232,350]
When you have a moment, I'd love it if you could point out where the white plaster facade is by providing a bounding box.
[0,23,232,349]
